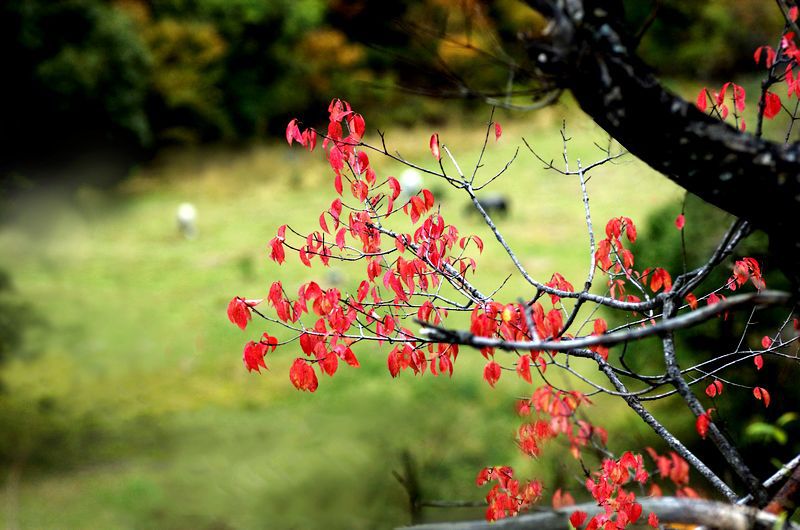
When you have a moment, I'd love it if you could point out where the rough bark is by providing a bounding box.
[765,463,800,515]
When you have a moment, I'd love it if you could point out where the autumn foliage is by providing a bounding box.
[224,15,800,525]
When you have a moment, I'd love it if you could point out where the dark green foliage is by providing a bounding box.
[0,270,32,365]
[625,0,784,77]
[1,0,152,185]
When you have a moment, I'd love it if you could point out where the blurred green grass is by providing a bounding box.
[0,108,685,529]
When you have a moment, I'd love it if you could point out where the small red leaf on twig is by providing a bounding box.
[569,511,587,528]
[696,89,708,112]
[764,91,782,119]
[483,361,501,387]
[430,133,441,161]
[705,379,723,398]
[754,355,764,370]
[753,386,770,407]
[696,409,713,439]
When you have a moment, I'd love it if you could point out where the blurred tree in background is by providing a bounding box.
[1,0,151,187]
[0,0,779,190]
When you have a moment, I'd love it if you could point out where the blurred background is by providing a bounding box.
[1,1,797,529]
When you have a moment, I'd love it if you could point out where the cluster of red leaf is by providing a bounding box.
[595,217,639,301]
[228,93,786,525]
[515,386,606,460]
[645,448,697,498]
[475,466,543,522]
[470,300,562,369]
[729,257,766,291]
[231,99,490,390]
[696,82,748,129]
[699,8,800,125]
[594,217,677,301]
[226,297,261,330]
[572,452,656,530]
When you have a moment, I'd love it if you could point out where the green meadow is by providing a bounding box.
[0,109,684,529]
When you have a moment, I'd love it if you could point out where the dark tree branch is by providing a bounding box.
[660,299,766,505]
[419,290,790,353]
[765,463,800,515]
[520,0,800,286]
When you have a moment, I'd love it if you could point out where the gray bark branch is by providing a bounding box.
[403,496,799,530]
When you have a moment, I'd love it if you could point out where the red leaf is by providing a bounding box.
[552,489,575,508]
[593,318,607,335]
[243,340,268,372]
[516,355,532,384]
[696,89,708,112]
[570,511,587,529]
[761,336,773,349]
[650,268,672,293]
[268,281,283,307]
[716,82,730,106]
[696,409,713,439]
[430,133,441,161]
[792,6,799,22]
[335,227,346,249]
[705,379,723,398]
[269,237,285,264]
[753,386,771,407]
[732,84,746,112]
[338,346,360,367]
[595,239,612,271]
[675,213,685,230]
[624,217,637,243]
[387,176,401,200]
[334,171,343,195]
[289,358,318,392]
[286,119,304,145]
[348,113,366,140]
[306,129,317,151]
[299,247,311,267]
[352,180,368,202]
[356,151,370,173]
[387,348,400,378]
[227,297,253,330]
[605,218,621,239]
[754,355,764,370]
[319,350,339,376]
[329,198,342,222]
[764,91,782,119]
[327,120,343,141]
[483,361,501,387]
[685,293,698,310]
[648,512,659,528]
[494,122,502,141]
[422,188,435,210]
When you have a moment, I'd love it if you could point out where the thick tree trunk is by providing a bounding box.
[523,0,800,287]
